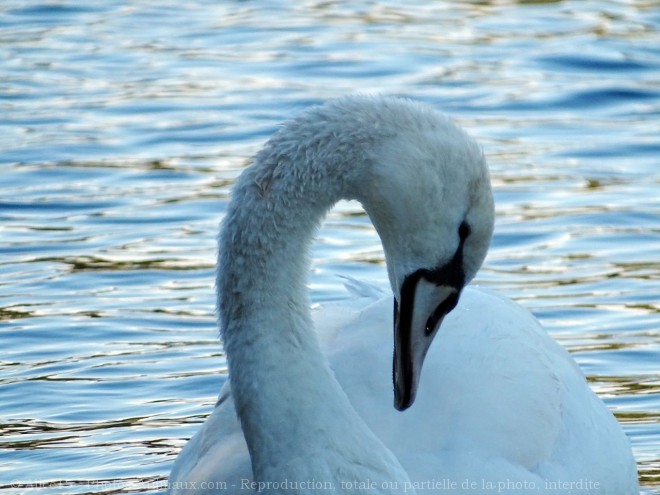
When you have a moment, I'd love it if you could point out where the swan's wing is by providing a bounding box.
[438,288,637,491]
[313,276,386,347]
[338,275,387,299]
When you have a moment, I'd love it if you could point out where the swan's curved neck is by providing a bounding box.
[217,119,409,487]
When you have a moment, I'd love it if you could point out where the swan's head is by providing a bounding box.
[358,99,494,411]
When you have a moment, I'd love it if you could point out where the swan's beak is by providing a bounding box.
[393,276,460,411]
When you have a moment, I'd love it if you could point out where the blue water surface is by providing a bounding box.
[1,1,659,493]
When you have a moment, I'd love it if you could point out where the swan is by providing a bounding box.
[168,95,639,494]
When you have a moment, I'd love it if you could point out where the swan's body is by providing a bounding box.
[169,96,638,494]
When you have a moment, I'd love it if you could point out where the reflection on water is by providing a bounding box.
[1,0,659,493]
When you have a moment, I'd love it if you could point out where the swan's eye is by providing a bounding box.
[458,221,471,242]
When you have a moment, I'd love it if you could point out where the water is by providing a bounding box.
[1,0,658,493]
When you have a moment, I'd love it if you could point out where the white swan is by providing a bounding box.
[168,95,638,494]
